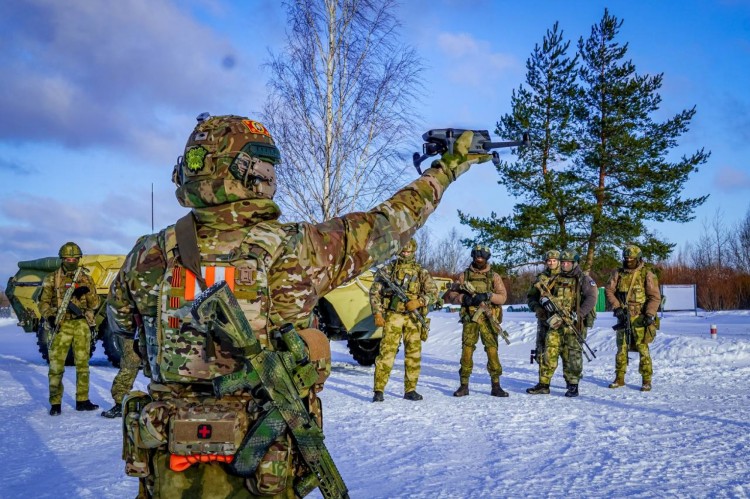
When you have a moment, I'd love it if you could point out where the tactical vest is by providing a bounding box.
[383,260,424,313]
[144,221,288,384]
[616,266,649,316]
[51,269,92,321]
[462,267,502,323]
[548,274,579,314]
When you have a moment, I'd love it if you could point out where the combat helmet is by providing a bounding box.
[399,238,417,261]
[59,242,83,259]
[471,244,491,260]
[544,249,561,260]
[622,245,642,260]
[173,113,282,208]
[560,249,580,263]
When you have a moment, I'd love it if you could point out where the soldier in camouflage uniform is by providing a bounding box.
[101,338,141,418]
[107,114,491,498]
[527,250,561,376]
[39,242,100,416]
[369,238,437,402]
[604,244,661,392]
[526,250,597,398]
[443,245,509,397]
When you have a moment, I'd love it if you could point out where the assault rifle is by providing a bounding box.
[374,268,429,330]
[613,292,633,365]
[412,128,530,173]
[191,282,349,499]
[47,266,83,347]
[461,281,511,345]
[534,281,597,362]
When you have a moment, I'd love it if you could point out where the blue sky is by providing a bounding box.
[1,0,749,285]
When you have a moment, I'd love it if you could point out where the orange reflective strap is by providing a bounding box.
[169,453,234,472]
[184,266,236,300]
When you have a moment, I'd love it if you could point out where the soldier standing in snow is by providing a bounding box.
[526,250,597,397]
[605,244,661,391]
[443,245,509,397]
[39,242,100,416]
[107,114,492,497]
[369,238,437,402]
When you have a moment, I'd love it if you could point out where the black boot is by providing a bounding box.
[490,381,509,397]
[403,391,423,401]
[526,382,550,395]
[372,391,384,402]
[76,400,100,411]
[101,403,123,418]
[453,384,469,397]
[564,384,579,398]
[49,404,61,416]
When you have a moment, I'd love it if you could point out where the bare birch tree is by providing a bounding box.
[262,0,423,222]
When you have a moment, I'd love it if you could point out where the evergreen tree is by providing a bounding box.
[459,22,584,270]
[576,9,709,270]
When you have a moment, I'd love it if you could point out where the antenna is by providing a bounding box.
[151,183,154,232]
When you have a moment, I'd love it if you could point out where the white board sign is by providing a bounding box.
[661,284,697,315]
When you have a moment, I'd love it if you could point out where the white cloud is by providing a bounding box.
[435,32,520,86]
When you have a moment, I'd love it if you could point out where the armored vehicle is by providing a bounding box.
[5,255,126,366]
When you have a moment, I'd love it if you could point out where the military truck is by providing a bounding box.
[315,270,453,365]
[5,255,126,367]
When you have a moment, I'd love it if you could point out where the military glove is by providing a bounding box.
[46,316,56,328]
[570,311,578,323]
[461,294,473,307]
[546,314,563,330]
[540,297,556,314]
[431,131,492,182]
[643,314,655,327]
[470,293,491,306]
[374,313,386,328]
[72,286,90,299]
[613,307,626,320]
[405,299,423,312]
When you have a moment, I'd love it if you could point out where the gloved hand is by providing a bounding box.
[613,307,626,320]
[46,316,56,328]
[470,293,491,306]
[431,131,492,181]
[406,299,422,312]
[374,313,385,328]
[72,286,90,299]
[643,315,655,327]
[570,311,578,323]
[540,297,556,314]
[461,294,473,307]
[546,314,563,330]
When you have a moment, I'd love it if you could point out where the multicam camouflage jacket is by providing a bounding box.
[604,262,661,318]
[39,267,99,326]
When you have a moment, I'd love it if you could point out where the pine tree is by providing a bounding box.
[576,9,709,270]
[459,22,584,270]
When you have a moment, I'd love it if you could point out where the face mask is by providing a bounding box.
[62,259,79,272]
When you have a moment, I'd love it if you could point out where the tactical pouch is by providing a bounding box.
[420,316,431,342]
[297,328,331,393]
[167,399,249,456]
[546,314,563,330]
[122,391,153,478]
[585,310,597,328]
[246,431,295,496]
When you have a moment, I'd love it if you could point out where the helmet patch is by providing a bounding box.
[242,120,272,138]
[185,146,208,173]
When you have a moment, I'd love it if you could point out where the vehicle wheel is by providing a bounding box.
[346,338,381,366]
[100,321,123,368]
[36,323,95,366]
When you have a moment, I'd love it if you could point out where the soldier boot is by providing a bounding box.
[404,391,423,401]
[76,400,100,411]
[101,403,123,418]
[490,381,509,397]
[564,384,579,398]
[640,379,652,392]
[49,404,61,416]
[608,374,626,389]
[453,384,469,397]
[526,383,550,395]
[372,391,384,402]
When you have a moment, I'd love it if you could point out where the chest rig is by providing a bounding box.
[616,266,648,315]
[384,260,423,312]
[462,267,502,323]
[549,274,579,313]
[145,215,287,384]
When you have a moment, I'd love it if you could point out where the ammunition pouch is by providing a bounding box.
[546,314,563,330]
[246,431,295,496]
[296,328,331,394]
[122,391,154,478]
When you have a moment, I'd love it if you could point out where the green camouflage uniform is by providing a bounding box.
[39,267,99,405]
[445,266,507,385]
[109,337,141,404]
[534,267,597,385]
[107,115,488,498]
[370,257,437,393]
[527,266,560,376]
[604,263,661,382]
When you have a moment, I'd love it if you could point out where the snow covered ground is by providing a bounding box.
[1,309,749,498]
